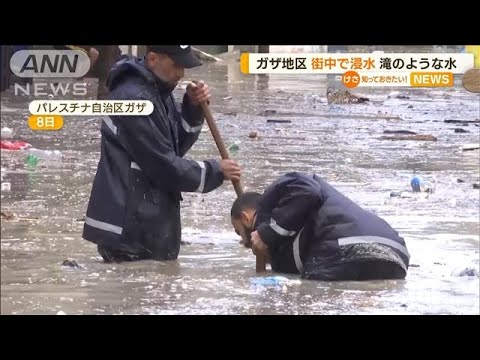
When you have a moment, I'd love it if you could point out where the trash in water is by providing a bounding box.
[460,144,480,151]
[1,127,14,138]
[1,182,11,192]
[62,259,81,268]
[250,276,301,287]
[326,87,369,104]
[410,176,434,193]
[258,109,277,116]
[25,154,39,167]
[227,142,240,153]
[457,178,465,183]
[473,184,479,189]
[411,176,422,192]
[1,211,15,220]
[248,132,258,139]
[454,128,470,133]
[452,267,479,277]
[444,119,480,124]
[0,140,31,150]
[56,310,67,315]
[383,130,417,135]
[380,134,437,141]
[28,148,62,161]
[267,119,292,124]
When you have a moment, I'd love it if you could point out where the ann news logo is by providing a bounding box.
[9,50,91,97]
[10,50,90,78]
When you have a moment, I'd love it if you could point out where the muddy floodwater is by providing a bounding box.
[1,50,479,315]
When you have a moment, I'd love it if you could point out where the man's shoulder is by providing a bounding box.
[275,172,319,186]
[109,82,155,102]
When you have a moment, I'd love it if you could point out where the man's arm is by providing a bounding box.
[177,93,204,157]
[110,110,224,194]
[256,173,323,253]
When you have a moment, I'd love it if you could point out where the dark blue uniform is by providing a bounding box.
[83,57,224,260]
[255,172,409,280]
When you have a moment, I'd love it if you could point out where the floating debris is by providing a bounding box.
[380,134,437,141]
[444,119,480,124]
[460,144,480,151]
[326,87,369,104]
[452,267,479,277]
[383,130,417,135]
[258,109,277,116]
[1,127,14,138]
[267,119,292,124]
[62,259,81,268]
[1,211,15,220]
[227,142,240,153]
[250,276,301,287]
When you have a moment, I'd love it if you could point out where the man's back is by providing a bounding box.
[255,172,409,280]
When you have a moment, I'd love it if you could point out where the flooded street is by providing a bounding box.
[1,50,479,315]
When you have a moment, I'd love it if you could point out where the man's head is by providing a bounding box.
[231,192,262,247]
[145,45,202,87]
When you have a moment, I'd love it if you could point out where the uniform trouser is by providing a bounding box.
[302,259,406,281]
[97,245,148,263]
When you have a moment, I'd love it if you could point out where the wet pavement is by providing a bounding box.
[1,48,479,314]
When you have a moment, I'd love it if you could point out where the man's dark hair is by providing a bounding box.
[231,192,262,218]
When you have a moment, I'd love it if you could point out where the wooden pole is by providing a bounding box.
[200,102,267,272]
[200,102,243,197]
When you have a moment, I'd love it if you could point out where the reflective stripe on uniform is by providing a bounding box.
[182,118,203,133]
[195,161,206,193]
[103,116,117,135]
[293,228,304,273]
[337,236,410,259]
[270,218,296,237]
[85,216,123,235]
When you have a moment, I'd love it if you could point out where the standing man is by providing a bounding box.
[83,45,241,262]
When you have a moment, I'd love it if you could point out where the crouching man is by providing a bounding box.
[230,172,409,281]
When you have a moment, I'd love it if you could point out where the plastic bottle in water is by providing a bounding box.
[227,141,240,153]
[1,127,14,139]
[25,154,39,167]
[411,176,434,193]
[410,176,422,192]
[1,182,11,191]
[27,148,62,161]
